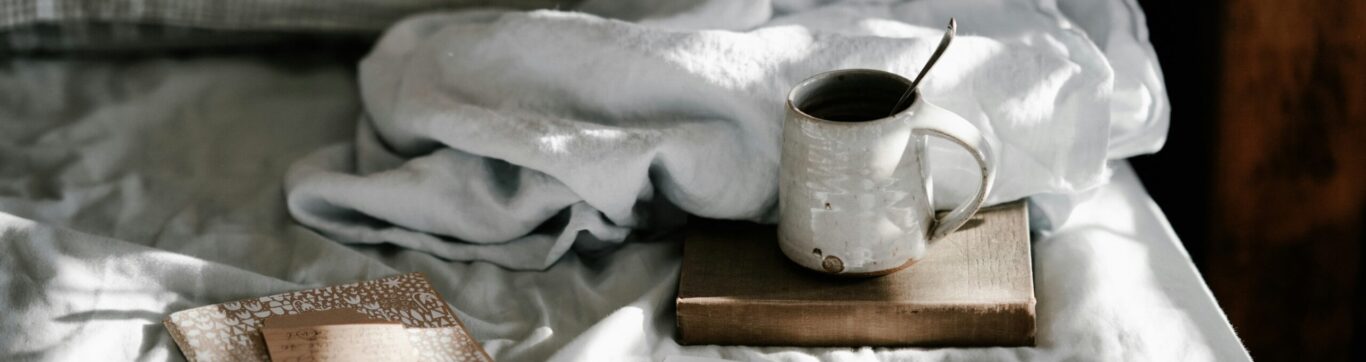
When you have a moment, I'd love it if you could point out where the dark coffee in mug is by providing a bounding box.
[793,72,915,122]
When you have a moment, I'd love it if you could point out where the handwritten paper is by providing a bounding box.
[262,309,414,362]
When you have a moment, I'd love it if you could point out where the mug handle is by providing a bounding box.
[908,101,996,241]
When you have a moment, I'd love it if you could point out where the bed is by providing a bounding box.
[0,1,1249,361]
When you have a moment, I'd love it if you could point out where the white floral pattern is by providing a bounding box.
[164,273,490,362]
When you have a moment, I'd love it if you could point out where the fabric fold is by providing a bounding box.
[286,0,1170,268]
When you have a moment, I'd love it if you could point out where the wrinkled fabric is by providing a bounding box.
[286,0,1170,269]
[0,1,1218,361]
[0,37,1245,362]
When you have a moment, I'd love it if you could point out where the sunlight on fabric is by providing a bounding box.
[1068,185,1139,235]
[539,134,574,153]
[537,128,628,154]
[996,59,1080,126]
[1036,226,1216,361]
[920,38,996,92]
[0,211,34,228]
[581,128,626,140]
[0,211,197,360]
[551,305,648,361]
[664,355,740,362]
[854,18,929,38]
[659,26,815,89]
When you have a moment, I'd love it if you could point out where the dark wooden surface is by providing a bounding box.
[1210,1,1366,360]
[1135,0,1366,360]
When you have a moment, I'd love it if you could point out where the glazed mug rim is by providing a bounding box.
[785,68,920,127]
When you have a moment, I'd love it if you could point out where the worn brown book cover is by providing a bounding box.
[676,200,1035,347]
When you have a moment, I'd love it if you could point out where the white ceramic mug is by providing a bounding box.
[779,69,995,276]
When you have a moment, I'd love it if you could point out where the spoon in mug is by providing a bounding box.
[888,18,957,117]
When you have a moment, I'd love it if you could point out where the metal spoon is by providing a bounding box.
[888,18,957,116]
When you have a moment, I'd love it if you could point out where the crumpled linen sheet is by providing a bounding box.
[285,0,1171,270]
[0,49,1246,362]
[0,1,1249,361]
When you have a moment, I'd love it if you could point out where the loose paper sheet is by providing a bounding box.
[264,323,415,362]
[262,308,415,362]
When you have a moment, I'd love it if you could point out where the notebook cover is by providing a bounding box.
[164,272,491,361]
[676,201,1035,347]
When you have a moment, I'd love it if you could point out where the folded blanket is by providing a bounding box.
[286,0,1169,269]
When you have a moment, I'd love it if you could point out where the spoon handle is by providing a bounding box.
[889,18,957,116]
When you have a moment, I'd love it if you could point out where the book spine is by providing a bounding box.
[676,299,1036,347]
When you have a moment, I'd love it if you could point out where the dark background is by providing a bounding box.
[1131,0,1365,360]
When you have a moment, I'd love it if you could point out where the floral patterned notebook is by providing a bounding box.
[164,273,491,362]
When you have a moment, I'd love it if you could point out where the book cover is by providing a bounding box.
[676,201,1035,347]
[164,272,490,361]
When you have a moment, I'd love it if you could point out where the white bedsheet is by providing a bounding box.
[285,0,1171,270]
[0,0,1240,360]
[1,57,1246,360]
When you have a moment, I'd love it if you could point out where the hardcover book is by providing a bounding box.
[676,200,1035,347]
